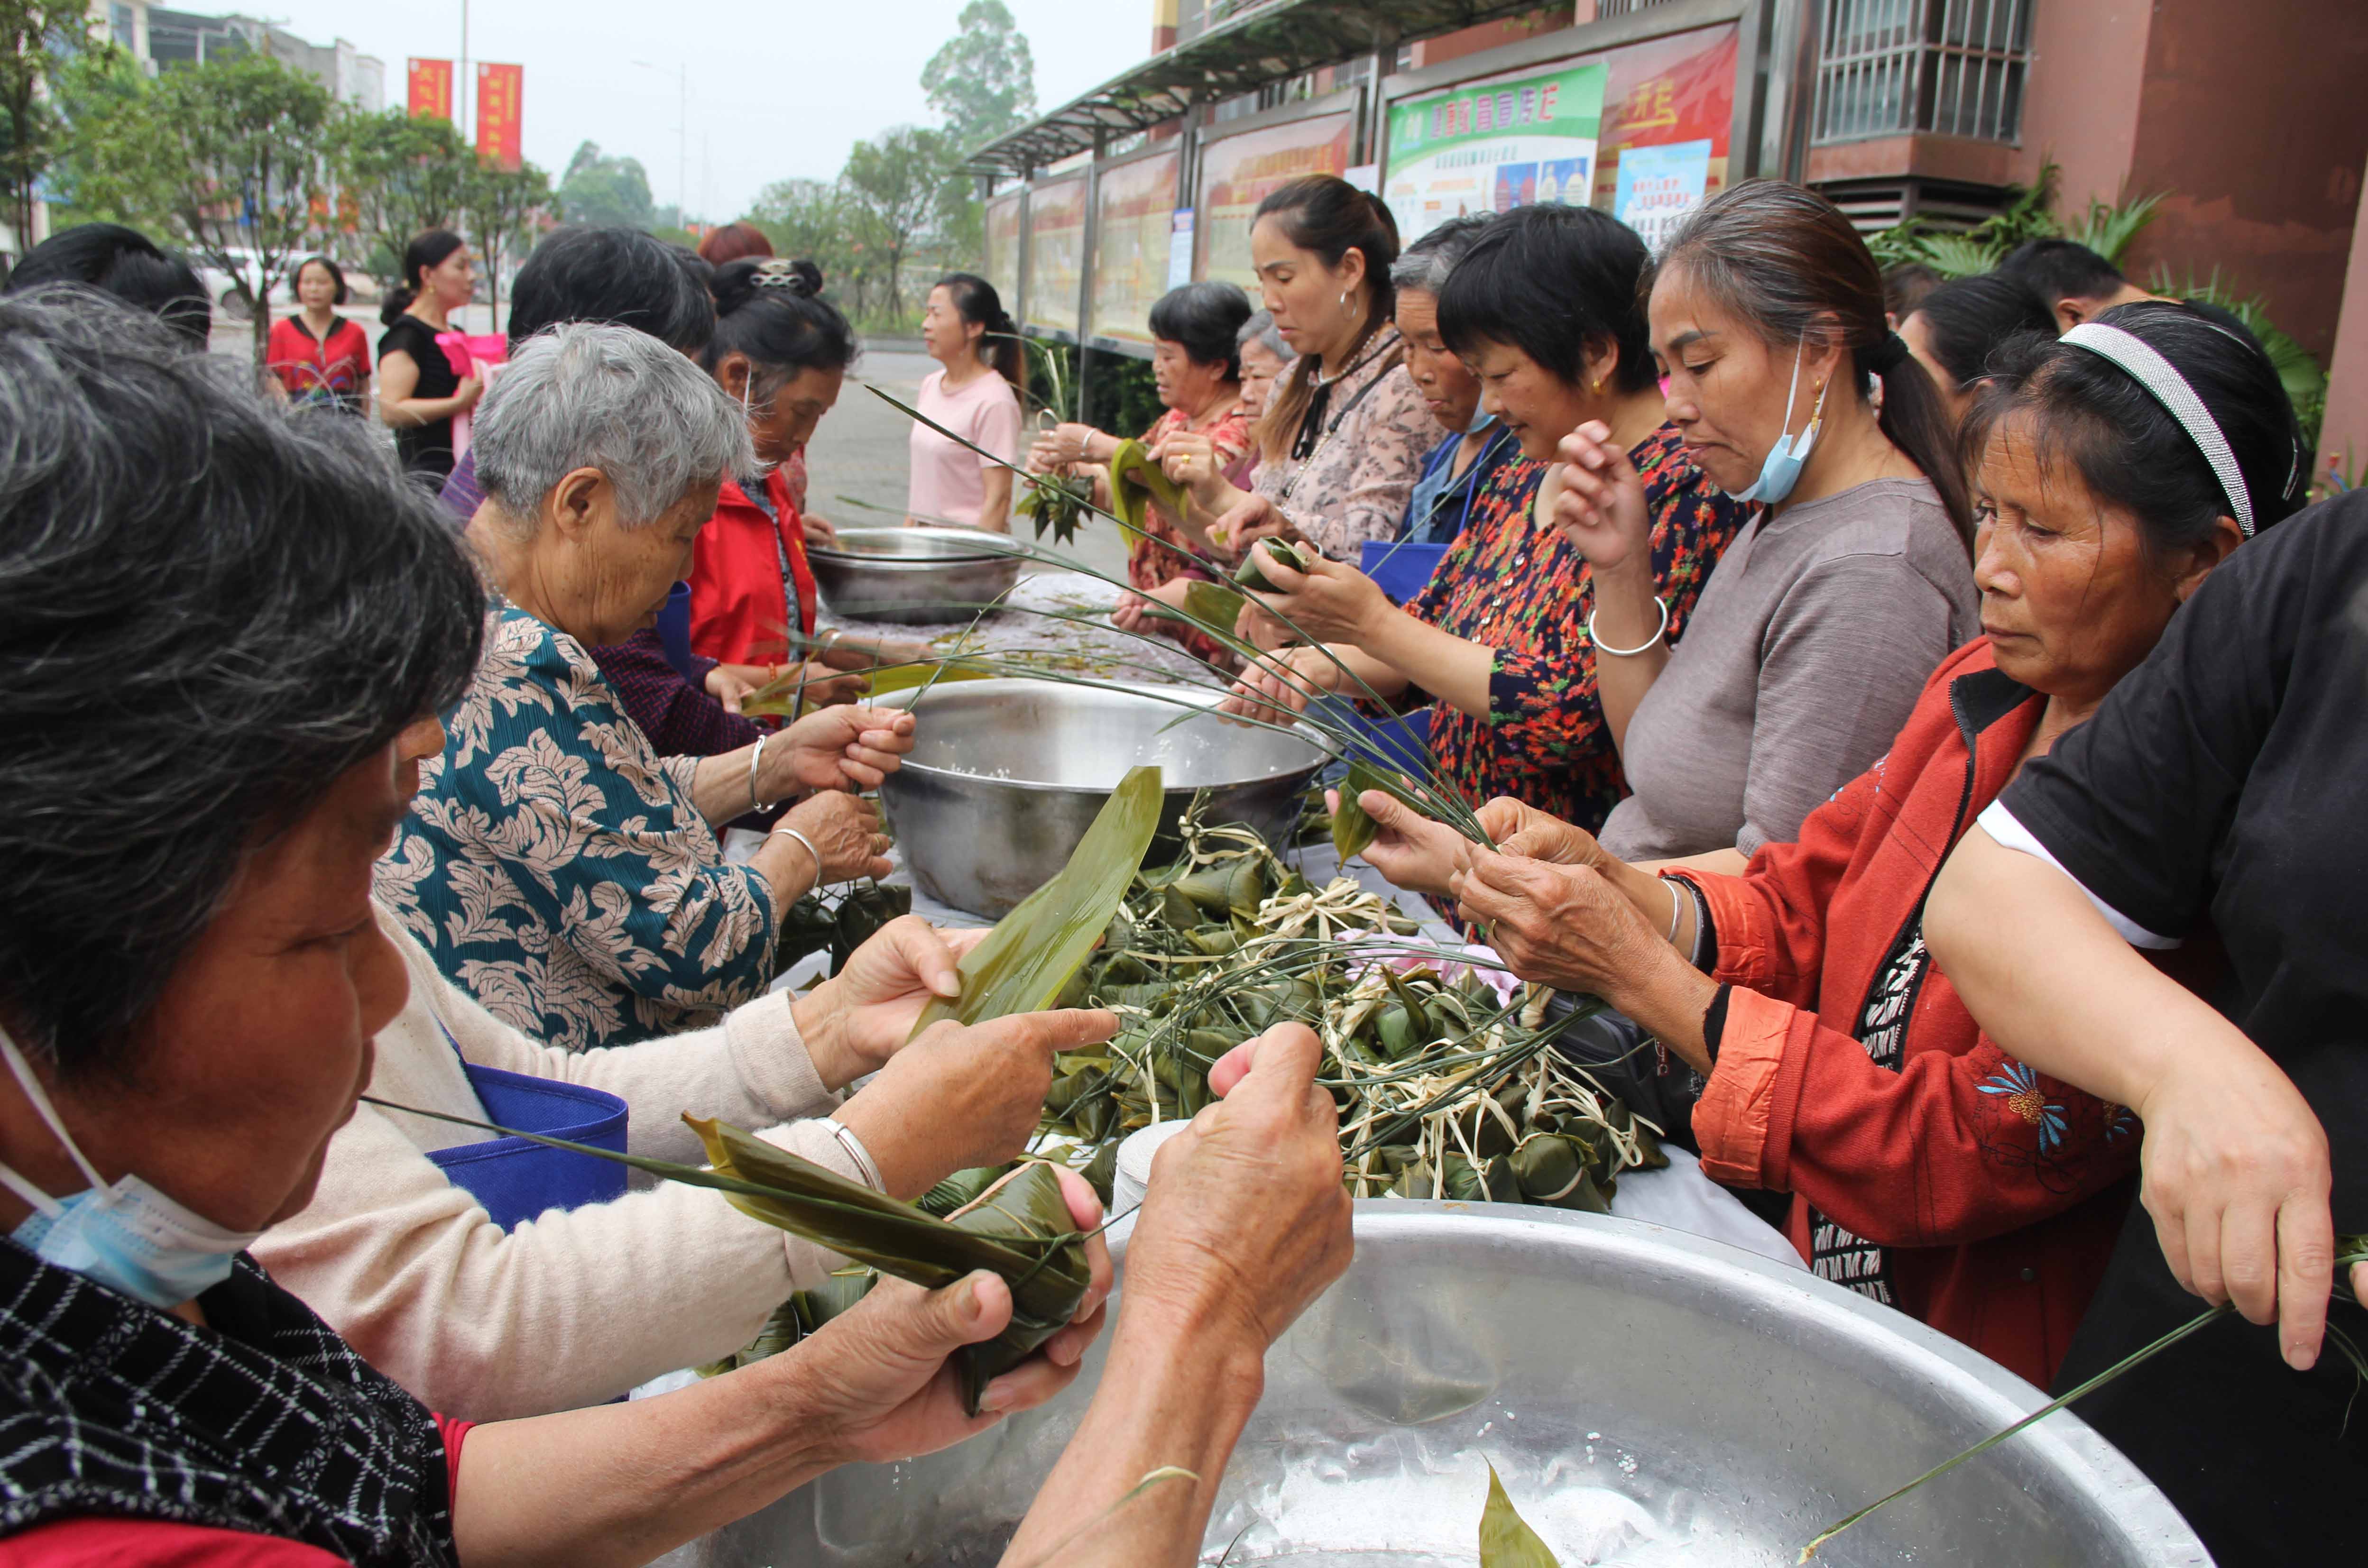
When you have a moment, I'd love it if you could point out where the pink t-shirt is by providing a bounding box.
[907,368,1023,528]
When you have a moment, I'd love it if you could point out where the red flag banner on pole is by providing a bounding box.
[407,58,454,122]
[475,64,523,171]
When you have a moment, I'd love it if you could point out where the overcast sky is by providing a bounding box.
[247,0,1148,219]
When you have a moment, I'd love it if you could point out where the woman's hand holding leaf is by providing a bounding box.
[795,918,991,1086]
[1211,490,1296,557]
[781,791,893,885]
[1241,547,1386,646]
[837,1009,1121,1198]
[1127,1023,1352,1357]
[1155,430,1225,502]
[1344,788,1470,897]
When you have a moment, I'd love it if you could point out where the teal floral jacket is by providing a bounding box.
[376,605,776,1051]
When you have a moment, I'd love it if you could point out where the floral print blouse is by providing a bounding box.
[377,605,776,1052]
[1253,327,1444,561]
[1403,423,1751,835]
[1127,402,1254,666]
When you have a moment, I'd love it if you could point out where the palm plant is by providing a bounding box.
[2150,264,2328,449]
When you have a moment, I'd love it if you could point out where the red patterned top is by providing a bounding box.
[1402,422,1750,832]
[1126,402,1255,665]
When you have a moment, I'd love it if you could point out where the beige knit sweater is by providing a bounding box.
[255,906,863,1421]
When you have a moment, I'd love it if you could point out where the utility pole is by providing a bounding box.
[459,0,470,143]
[677,61,688,225]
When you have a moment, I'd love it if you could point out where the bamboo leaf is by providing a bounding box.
[913,765,1166,1037]
[1479,1462,1560,1568]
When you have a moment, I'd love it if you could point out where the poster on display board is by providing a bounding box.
[1382,61,1609,243]
[1197,113,1353,290]
[1024,176,1086,336]
[1589,22,1739,227]
[985,192,1023,309]
[1615,139,1710,253]
[1089,151,1180,345]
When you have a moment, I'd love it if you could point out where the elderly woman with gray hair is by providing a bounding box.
[381,322,917,1052]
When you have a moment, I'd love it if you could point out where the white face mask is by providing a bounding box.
[0,1025,261,1308]
[1724,336,1830,506]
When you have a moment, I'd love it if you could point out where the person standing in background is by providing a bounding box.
[907,273,1025,532]
[377,230,480,486]
[267,256,371,415]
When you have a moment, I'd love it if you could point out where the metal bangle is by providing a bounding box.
[825,1117,885,1191]
[1658,874,1684,944]
[769,824,820,882]
[746,733,771,815]
[1587,595,1669,659]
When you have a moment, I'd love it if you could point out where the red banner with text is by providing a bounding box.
[406,58,453,123]
[476,63,523,170]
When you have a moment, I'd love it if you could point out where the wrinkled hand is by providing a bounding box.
[840,1008,1122,1194]
[1450,848,1659,998]
[782,790,892,883]
[1549,421,1651,575]
[1218,645,1334,725]
[1475,796,1603,866]
[1129,1023,1351,1354]
[1340,788,1470,896]
[802,512,839,547]
[795,917,989,1084]
[769,705,917,794]
[785,1167,1111,1463]
[2129,1051,2344,1369]
[1111,591,1150,633]
[706,663,762,714]
[1232,596,1299,654]
[1241,547,1385,646]
[1154,430,1224,497]
[1027,422,1100,474]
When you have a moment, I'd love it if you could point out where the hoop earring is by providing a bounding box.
[1339,289,1350,311]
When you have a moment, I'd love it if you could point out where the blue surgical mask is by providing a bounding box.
[1726,337,1830,506]
[0,1026,261,1307]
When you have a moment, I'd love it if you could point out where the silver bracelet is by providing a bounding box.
[746,732,771,815]
[1587,595,1669,658]
[769,823,820,881]
[1658,874,1684,944]
[825,1117,885,1191]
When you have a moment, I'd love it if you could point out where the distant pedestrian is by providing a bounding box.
[907,272,1024,532]
[267,255,370,415]
[377,230,480,484]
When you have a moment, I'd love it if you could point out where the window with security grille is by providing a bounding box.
[1813,0,2031,146]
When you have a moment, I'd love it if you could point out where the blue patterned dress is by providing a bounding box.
[376,605,776,1051]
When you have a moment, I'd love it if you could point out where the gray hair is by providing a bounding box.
[1235,309,1296,365]
[0,288,485,1079]
[1389,214,1496,299]
[474,321,753,529]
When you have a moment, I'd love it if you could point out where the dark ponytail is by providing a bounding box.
[1655,181,1976,553]
[381,229,466,326]
[934,272,1022,389]
[1251,175,1401,465]
[703,257,857,403]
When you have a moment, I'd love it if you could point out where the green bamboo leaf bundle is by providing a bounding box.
[1107,438,1188,541]
[688,1118,1090,1415]
[1479,1462,1560,1566]
[911,764,1165,1038]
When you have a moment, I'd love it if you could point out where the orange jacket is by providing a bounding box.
[689,468,815,667]
[1677,639,2140,1387]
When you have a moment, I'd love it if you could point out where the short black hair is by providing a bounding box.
[1907,272,2057,389]
[1435,202,1654,394]
[1963,298,2309,564]
[507,225,717,353]
[0,290,486,1080]
[5,223,210,348]
[293,254,351,306]
[1147,280,1253,379]
[1998,238,2127,307]
[1881,261,1941,320]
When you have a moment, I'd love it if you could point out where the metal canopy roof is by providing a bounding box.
[965,0,1553,175]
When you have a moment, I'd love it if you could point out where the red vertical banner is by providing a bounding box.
[476,63,523,171]
[407,58,453,122]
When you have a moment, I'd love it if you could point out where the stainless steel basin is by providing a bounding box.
[876,678,1327,918]
[807,526,1025,624]
[670,1205,2207,1567]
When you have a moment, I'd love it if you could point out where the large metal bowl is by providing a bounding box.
[806,526,1024,624]
[669,1206,2208,1567]
[877,678,1327,918]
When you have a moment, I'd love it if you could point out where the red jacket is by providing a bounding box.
[689,467,816,666]
[1678,640,2139,1388]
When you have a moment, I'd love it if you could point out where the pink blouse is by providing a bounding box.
[907,368,1024,528]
